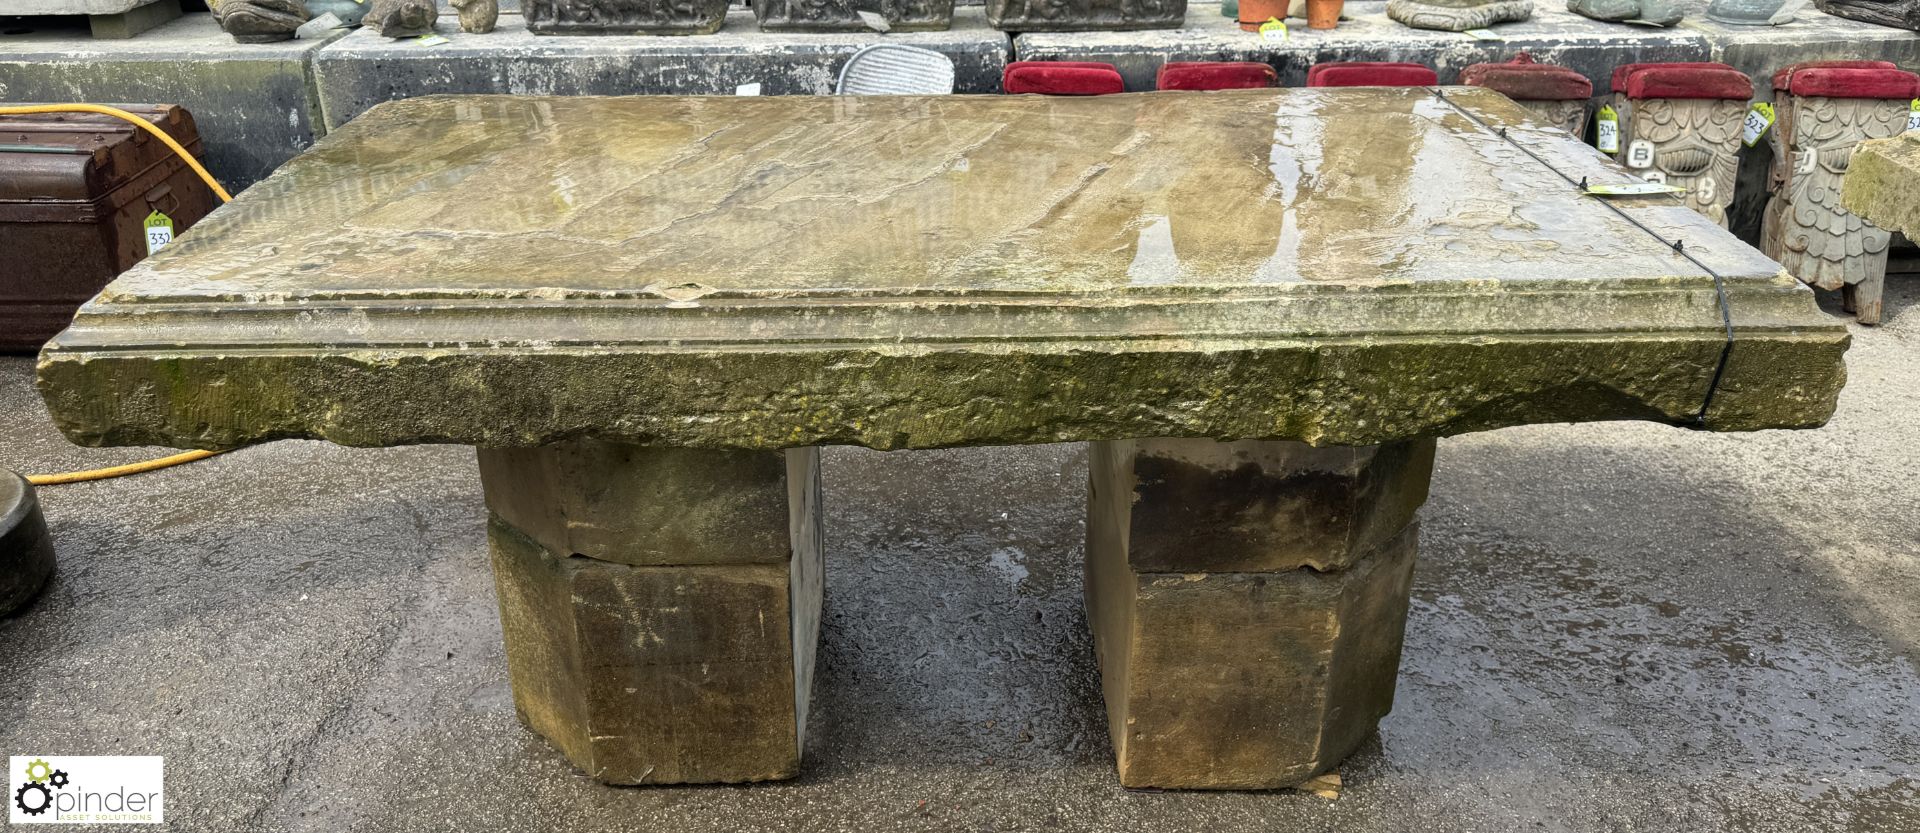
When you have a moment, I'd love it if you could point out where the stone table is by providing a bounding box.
[36,89,1848,789]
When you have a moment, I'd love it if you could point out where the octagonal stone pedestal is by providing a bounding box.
[36,90,1848,789]
[479,444,822,784]
[1088,439,1431,788]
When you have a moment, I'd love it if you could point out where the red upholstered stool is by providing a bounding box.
[1156,62,1278,91]
[1761,60,1920,325]
[1004,61,1126,95]
[1460,54,1593,137]
[1305,61,1437,88]
[1604,62,1753,227]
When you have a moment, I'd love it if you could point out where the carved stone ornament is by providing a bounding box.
[1521,99,1590,138]
[1386,0,1533,31]
[1762,95,1907,323]
[451,0,499,32]
[755,0,954,31]
[983,0,1186,32]
[211,0,310,42]
[525,0,730,34]
[364,0,436,36]
[1610,95,1744,227]
[1568,0,1683,25]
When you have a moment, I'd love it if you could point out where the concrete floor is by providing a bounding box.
[2,284,1916,832]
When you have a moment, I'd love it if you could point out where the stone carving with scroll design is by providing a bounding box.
[1607,63,1752,228]
[365,0,436,36]
[984,0,1185,31]
[1762,62,1920,326]
[1386,0,1532,31]
[1618,98,1744,224]
[525,0,730,34]
[1461,55,1591,138]
[211,0,309,42]
[1812,0,1920,29]
[1523,100,1589,137]
[755,0,953,31]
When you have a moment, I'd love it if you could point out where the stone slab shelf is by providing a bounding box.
[4,0,183,38]
[311,10,1012,130]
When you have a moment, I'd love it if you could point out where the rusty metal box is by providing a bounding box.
[0,104,217,352]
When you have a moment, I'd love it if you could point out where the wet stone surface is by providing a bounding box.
[2,273,1918,830]
[39,89,1843,452]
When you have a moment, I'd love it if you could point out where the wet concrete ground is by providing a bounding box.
[2,283,1917,832]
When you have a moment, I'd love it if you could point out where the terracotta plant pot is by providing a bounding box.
[1238,0,1288,29]
[1306,0,1342,27]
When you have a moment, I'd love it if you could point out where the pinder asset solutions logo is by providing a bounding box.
[10,756,164,824]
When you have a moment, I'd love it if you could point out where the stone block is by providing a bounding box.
[985,0,1186,31]
[1085,437,1427,789]
[1843,133,1920,240]
[754,0,957,32]
[89,0,185,39]
[477,442,793,567]
[0,12,340,193]
[1101,438,1434,573]
[484,446,823,784]
[1088,503,1418,785]
[311,10,1011,129]
[1013,1,1709,91]
[524,0,727,34]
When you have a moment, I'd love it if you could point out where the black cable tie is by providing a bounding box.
[1430,91,1736,430]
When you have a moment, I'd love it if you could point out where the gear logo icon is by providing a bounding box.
[23,758,50,784]
[14,781,51,816]
[47,770,69,790]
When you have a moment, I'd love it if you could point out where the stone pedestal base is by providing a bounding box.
[478,443,822,784]
[1085,437,1434,789]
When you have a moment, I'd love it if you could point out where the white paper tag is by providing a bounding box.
[735,83,762,96]
[1595,105,1619,153]
[1907,99,1920,132]
[1742,102,1774,147]
[1585,181,1686,196]
[144,210,174,255]
[416,33,451,46]
[857,10,891,31]
[1462,27,1502,39]
[294,10,343,38]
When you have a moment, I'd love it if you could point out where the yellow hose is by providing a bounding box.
[7,103,235,486]
[0,103,234,201]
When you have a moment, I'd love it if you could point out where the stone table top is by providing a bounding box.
[38,89,1846,451]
